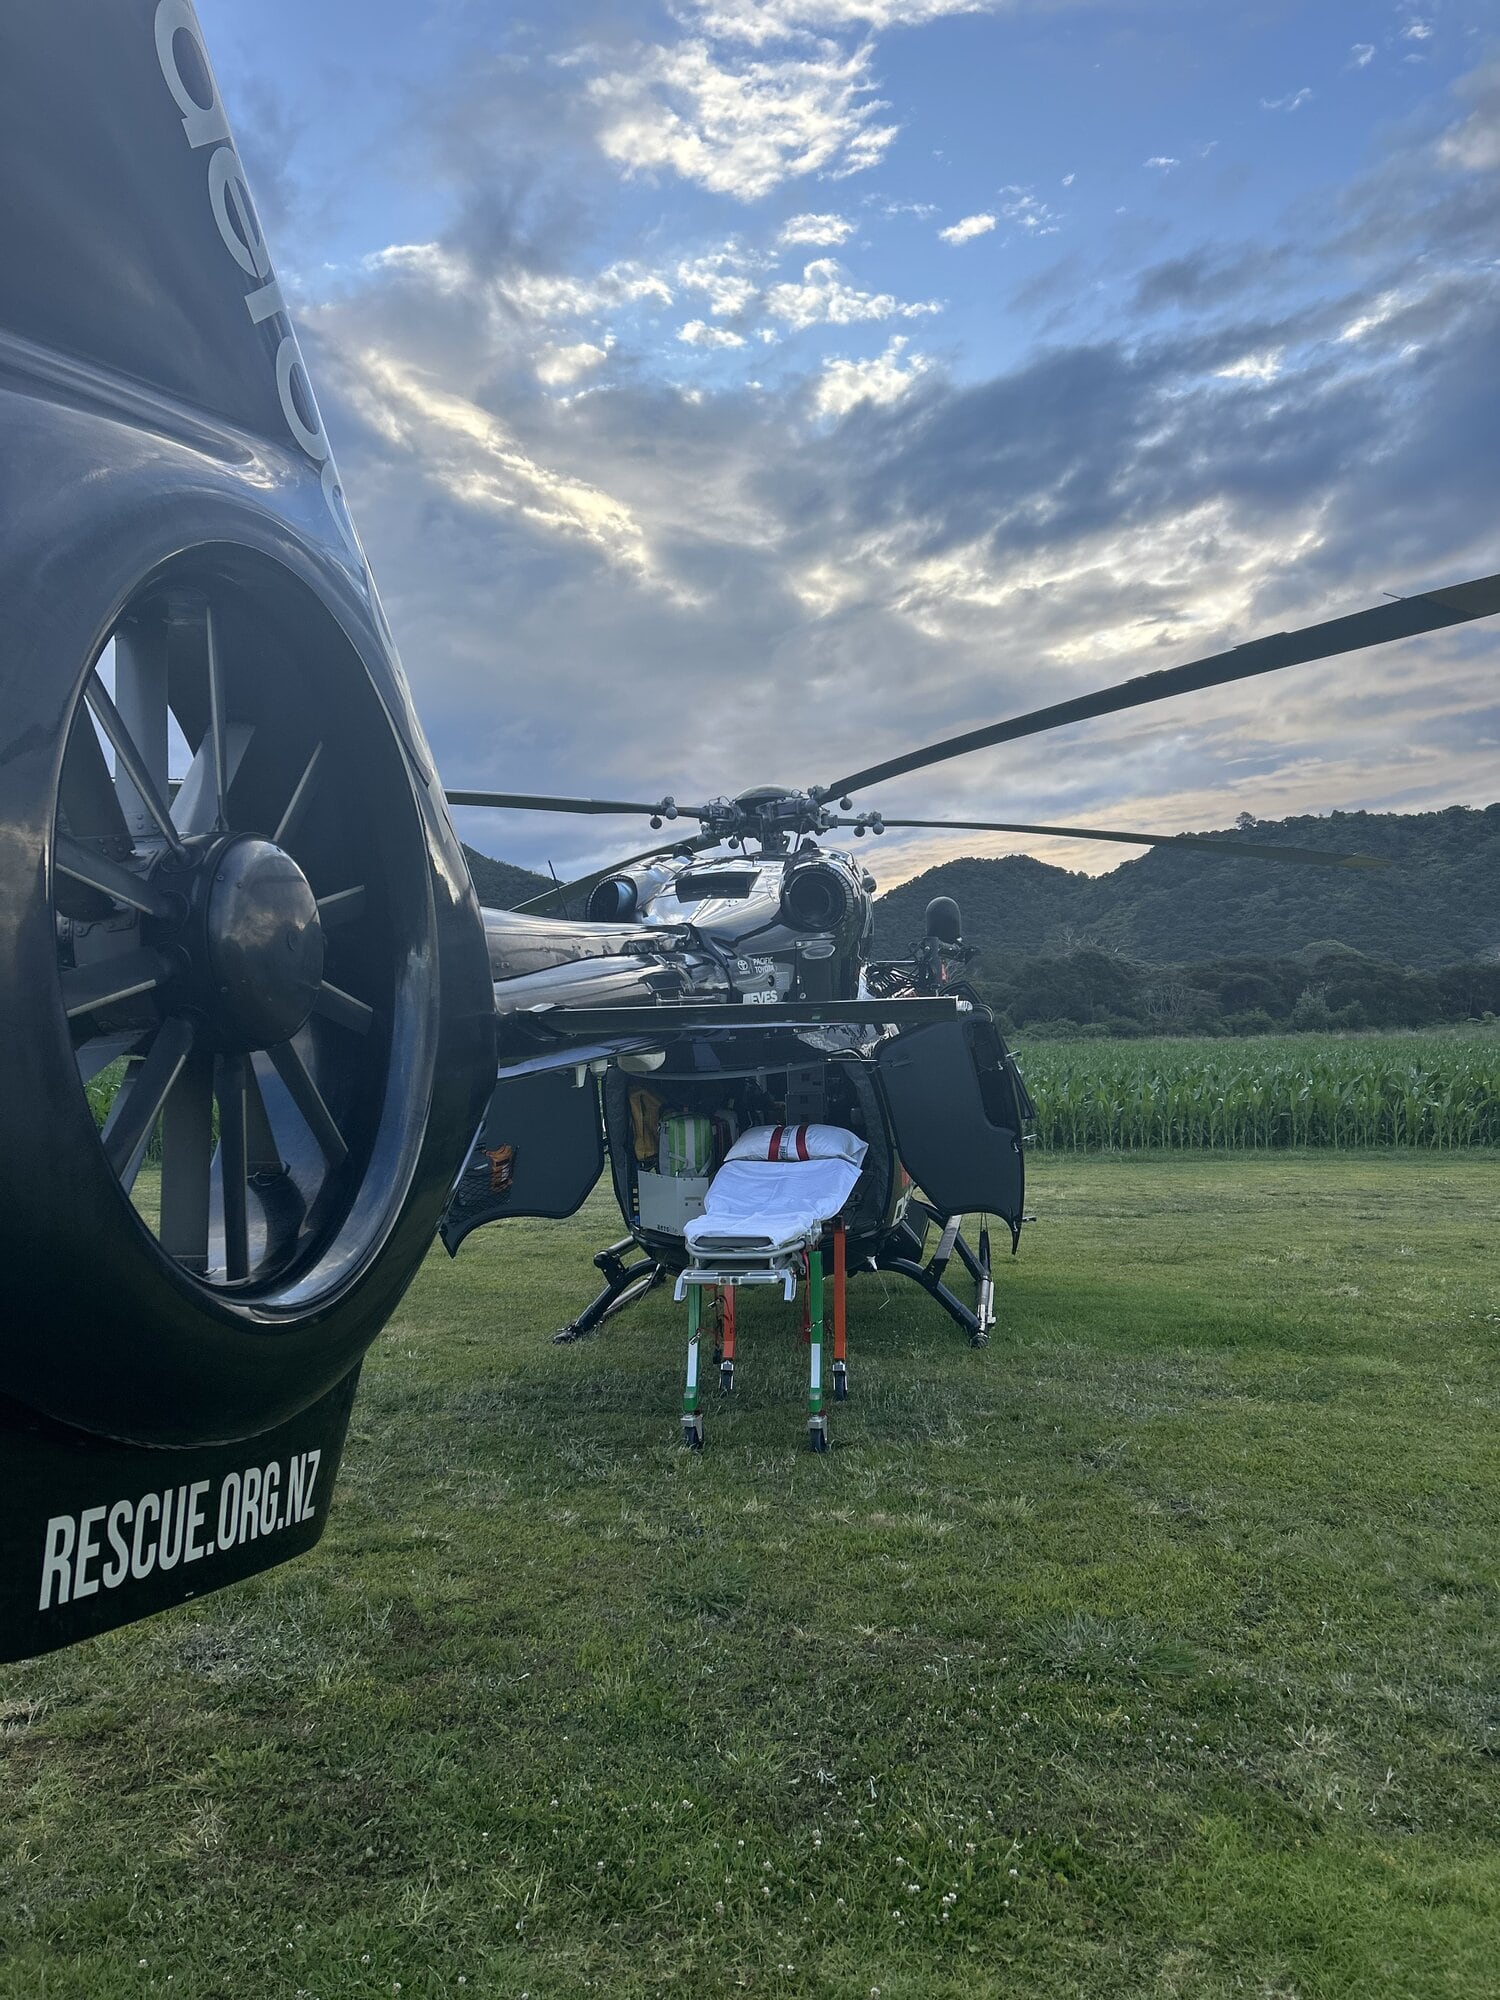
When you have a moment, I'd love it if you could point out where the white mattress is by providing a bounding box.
[683,1156,863,1257]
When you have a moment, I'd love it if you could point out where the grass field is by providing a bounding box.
[2,1154,1498,1998]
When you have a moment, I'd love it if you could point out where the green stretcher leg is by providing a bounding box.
[682,1284,704,1448]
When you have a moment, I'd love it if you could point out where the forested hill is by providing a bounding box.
[461,846,551,909]
[871,806,1500,969]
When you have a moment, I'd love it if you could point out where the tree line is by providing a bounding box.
[971,944,1500,1040]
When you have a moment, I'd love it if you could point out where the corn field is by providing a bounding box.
[1016,1032,1500,1151]
[86,1032,1500,1158]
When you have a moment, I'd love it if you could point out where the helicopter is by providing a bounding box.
[433,560,1500,1355]
[2,0,1498,1661]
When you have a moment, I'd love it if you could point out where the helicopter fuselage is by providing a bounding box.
[443,841,1032,1343]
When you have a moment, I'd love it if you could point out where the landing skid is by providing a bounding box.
[552,1237,665,1344]
[877,1202,996,1346]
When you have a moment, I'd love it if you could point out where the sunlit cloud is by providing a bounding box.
[678,318,748,346]
[766,256,941,327]
[939,211,997,244]
[535,339,613,386]
[680,0,996,45]
[779,211,856,245]
[812,334,930,417]
[588,38,898,199]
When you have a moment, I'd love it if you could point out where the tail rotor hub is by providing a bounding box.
[197,835,325,1050]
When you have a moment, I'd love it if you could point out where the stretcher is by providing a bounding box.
[673,1130,864,1451]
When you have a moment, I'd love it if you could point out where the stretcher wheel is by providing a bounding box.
[0,542,492,1447]
[808,1424,829,1453]
[682,1413,705,1449]
[833,1366,848,1402]
[720,1361,735,1393]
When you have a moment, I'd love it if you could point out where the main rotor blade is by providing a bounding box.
[819,572,1500,801]
[447,790,702,820]
[510,834,720,916]
[874,818,1390,870]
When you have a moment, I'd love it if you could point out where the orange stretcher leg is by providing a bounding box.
[719,1284,737,1393]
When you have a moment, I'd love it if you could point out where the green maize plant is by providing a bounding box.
[1017,1032,1500,1151]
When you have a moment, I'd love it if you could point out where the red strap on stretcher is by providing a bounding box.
[765,1124,810,1160]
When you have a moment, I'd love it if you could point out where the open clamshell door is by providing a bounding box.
[876,1015,1029,1245]
[441,1071,606,1253]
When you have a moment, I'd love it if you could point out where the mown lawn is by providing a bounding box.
[2,1154,1497,1999]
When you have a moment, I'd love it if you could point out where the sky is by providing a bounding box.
[196,0,1500,889]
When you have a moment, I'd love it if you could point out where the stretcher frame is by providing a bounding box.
[675,1220,849,1451]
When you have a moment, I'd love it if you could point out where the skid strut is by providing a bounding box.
[877,1204,997,1345]
[553,1237,664,1344]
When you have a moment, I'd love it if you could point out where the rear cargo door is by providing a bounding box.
[440,1070,604,1254]
[876,1016,1027,1240]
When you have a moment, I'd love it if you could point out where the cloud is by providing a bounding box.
[266,29,1500,882]
[999,187,1059,234]
[512,261,677,318]
[1260,88,1313,113]
[340,349,654,578]
[679,0,996,45]
[1214,349,1283,383]
[765,256,941,327]
[535,339,614,386]
[1131,244,1294,315]
[675,243,769,316]
[1144,155,1180,170]
[779,210,856,245]
[939,211,997,244]
[812,334,931,417]
[1338,291,1407,342]
[1350,43,1375,69]
[1401,20,1433,41]
[1437,56,1500,175]
[678,319,748,347]
[587,37,898,199]
[871,195,938,218]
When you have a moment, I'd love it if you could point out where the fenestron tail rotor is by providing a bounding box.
[814,573,1500,803]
